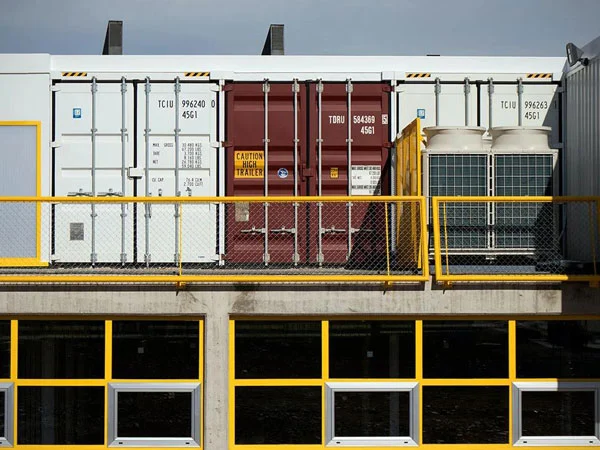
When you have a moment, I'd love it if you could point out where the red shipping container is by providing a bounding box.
[226,81,390,266]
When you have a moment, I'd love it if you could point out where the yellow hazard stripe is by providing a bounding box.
[406,73,432,78]
[526,73,552,79]
[184,72,210,77]
[61,72,88,77]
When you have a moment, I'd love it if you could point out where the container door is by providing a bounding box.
[308,82,391,266]
[398,82,478,130]
[480,83,560,147]
[54,82,135,264]
[225,82,307,265]
[136,81,219,264]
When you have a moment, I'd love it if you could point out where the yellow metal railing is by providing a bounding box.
[2,195,600,284]
[432,196,600,283]
[0,196,428,284]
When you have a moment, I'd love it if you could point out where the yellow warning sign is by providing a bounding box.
[330,167,339,179]
[234,151,265,178]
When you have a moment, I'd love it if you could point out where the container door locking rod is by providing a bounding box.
[263,80,270,266]
[174,77,181,266]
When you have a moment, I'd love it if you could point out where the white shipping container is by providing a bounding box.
[399,82,478,129]
[479,83,560,148]
[136,81,219,264]
[398,79,560,147]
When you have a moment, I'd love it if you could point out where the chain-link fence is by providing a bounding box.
[0,197,427,283]
[431,197,600,281]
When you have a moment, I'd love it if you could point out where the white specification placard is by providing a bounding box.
[149,136,204,169]
[351,165,381,195]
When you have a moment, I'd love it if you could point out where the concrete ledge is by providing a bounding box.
[0,282,597,316]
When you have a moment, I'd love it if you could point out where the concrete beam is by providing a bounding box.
[0,282,598,316]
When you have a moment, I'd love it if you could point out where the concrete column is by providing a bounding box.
[203,298,229,450]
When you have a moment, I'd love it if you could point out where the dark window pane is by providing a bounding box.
[18,321,104,379]
[235,386,321,444]
[0,322,10,379]
[112,321,199,379]
[522,391,595,436]
[335,391,410,437]
[329,321,415,378]
[423,386,509,444]
[118,392,192,438]
[235,321,321,379]
[18,386,104,445]
[423,321,508,378]
[517,321,600,378]
[0,392,5,438]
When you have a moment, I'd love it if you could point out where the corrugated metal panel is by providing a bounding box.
[565,55,600,261]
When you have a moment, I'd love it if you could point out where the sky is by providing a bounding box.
[1,0,600,56]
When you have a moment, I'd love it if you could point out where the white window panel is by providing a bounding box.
[325,382,418,447]
[108,382,201,448]
[513,382,600,446]
[0,383,13,447]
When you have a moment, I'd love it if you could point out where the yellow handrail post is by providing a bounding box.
[431,198,443,282]
[177,202,186,290]
[385,202,391,277]
[443,201,450,277]
[420,197,429,278]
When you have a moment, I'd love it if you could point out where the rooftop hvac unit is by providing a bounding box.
[423,126,558,257]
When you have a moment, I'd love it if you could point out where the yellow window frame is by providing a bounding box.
[229,316,600,450]
[4,317,204,450]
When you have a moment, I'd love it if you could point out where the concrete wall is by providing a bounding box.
[1,282,599,450]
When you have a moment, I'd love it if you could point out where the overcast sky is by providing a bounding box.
[1,0,599,56]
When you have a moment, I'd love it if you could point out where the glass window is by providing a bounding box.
[0,322,10,379]
[235,321,321,379]
[423,386,509,444]
[18,321,104,379]
[517,321,600,378]
[235,386,321,444]
[108,383,201,447]
[523,391,594,436]
[423,320,508,378]
[329,321,415,378]
[112,321,199,379]
[325,382,418,446]
[513,382,600,446]
[17,386,104,445]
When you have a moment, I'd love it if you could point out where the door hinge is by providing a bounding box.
[222,141,234,149]
[222,84,234,92]
[382,85,394,92]
[51,141,61,148]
